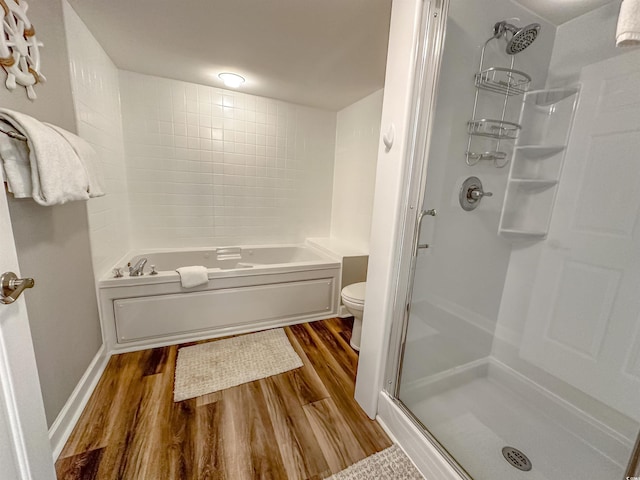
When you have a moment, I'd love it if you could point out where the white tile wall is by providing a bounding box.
[63,2,131,277]
[119,71,336,248]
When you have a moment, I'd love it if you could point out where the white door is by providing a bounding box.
[0,184,56,479]
[520,50,640,421]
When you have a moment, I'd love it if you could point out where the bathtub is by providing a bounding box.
[98,245,341,351]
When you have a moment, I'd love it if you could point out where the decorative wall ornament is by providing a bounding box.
[0,0,45,100]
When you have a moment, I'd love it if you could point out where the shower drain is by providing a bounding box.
[502,446,532,471]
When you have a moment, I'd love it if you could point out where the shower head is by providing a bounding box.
[493,21,540,55]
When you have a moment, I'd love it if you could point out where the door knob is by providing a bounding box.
[1,272,35,305]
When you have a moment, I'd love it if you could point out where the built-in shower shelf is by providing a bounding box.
[474,67,531,96]
[499,229,547,239]
[528,86,580,107]
[511,146,566,180]
[509,179,558,190]
[498,85,581,241]
[514,145,566,158]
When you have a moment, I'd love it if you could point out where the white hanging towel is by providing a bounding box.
[0,109,90,206]
[617,0,640,47]
[0,119,32,198]
[176,266,209,288]
[46,123,105,198]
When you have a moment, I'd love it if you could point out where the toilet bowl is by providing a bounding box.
[341,282,366,351]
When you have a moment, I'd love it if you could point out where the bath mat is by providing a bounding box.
[173,328,303,401]
[328,445,424,480]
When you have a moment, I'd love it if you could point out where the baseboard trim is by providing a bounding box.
[109,315,335,354]
[375,413,399,444]
[49,345,110,460]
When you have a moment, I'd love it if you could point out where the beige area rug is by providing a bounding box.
[328,445,424,480]
[173,328,303,401]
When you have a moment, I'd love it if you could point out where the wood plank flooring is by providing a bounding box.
[56,318,391,479]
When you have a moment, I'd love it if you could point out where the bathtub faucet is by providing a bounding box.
[129,258,147,276]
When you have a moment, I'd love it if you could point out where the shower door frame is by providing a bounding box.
[381,0,474,477]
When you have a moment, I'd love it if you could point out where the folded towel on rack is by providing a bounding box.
[0,109,104,206]
[617,0,640,47]
[0,120,32,198]
[46,123,105,198]
[176,266,209,289]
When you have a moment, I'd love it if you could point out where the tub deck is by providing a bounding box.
[99,245,341,350]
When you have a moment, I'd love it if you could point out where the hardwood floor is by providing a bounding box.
[55,318,391,479]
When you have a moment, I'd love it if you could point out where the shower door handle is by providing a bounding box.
[415,209,437,253]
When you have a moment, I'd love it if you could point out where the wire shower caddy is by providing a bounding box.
[466,44,531,168]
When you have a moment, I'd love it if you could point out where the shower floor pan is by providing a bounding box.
[400,360,626,479]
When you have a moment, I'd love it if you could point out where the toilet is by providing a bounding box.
[341,282,366,351]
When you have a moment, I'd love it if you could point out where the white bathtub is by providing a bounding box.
[98,245,341,351]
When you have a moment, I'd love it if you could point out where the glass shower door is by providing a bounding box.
[392,0,640,479]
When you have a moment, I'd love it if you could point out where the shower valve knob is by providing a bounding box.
[470,189,492,200]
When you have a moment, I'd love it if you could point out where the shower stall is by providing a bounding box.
[381,0,640,478]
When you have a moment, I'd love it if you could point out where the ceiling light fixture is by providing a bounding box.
[218,72,245,89]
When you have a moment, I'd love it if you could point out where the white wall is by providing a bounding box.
[546,2,624,88]
[493,2,640,439]
[63,1,131,279]
[355,0,425,417]
[119,71,336,249]
[1,0,102,427]
[494,0,622,358]
[329,90,383,252]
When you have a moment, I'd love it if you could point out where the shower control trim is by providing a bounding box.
[460,176,493,211]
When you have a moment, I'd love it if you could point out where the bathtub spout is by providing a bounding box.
[129,258,147,276]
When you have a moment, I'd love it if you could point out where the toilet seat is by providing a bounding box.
[341,282,365,305]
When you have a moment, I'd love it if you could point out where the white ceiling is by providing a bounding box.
[67,0,616,111]
[67,0,392,111]
[515,0,615,26]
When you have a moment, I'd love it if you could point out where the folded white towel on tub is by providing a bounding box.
[176,266,208,288]
[617,0,640,47]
